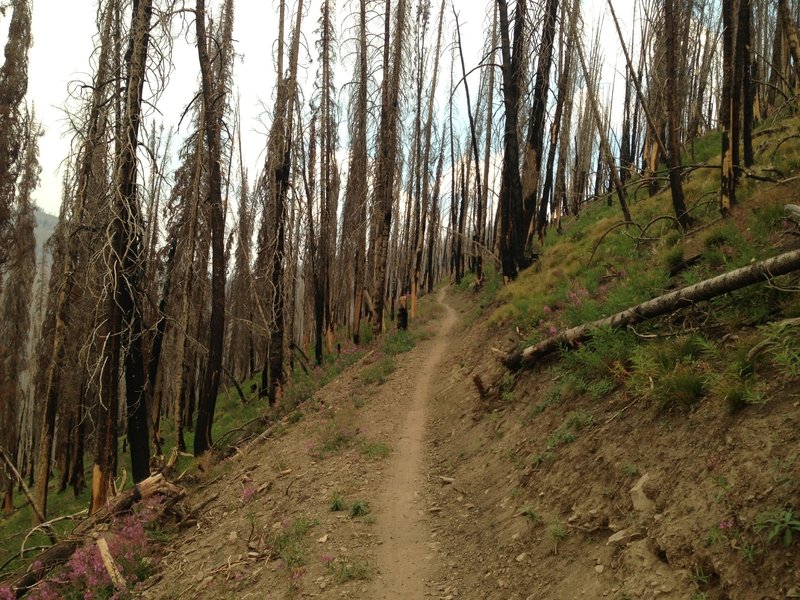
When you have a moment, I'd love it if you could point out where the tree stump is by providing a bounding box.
[398,295,409,331]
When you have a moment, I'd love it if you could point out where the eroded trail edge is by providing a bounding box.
[369,290,458,598]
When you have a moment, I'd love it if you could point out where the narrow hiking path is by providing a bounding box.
[369,289,458,598]
[138,290,462,600]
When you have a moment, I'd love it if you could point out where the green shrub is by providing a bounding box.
[350,500,370,518]
[657,366,707,411]
[329,492,347,512]
[332,559,373,582]
[663,246,685,271]
[361,356,396,385]
[755,508,800,546]
[359,440,391,459]
[565,410,593,431]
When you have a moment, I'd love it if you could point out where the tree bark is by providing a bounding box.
[372,0,407,335]
[778,0,800,93]
[523,0,558,243]
[663,0,691,229]
[720,0,737,213]
[496,0,527,281]
[193,0,231,456]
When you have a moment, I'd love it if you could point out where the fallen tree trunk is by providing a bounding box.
[504,248,800,371]
[4,474,184,597]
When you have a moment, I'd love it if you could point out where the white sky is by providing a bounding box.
[19,0,633,216]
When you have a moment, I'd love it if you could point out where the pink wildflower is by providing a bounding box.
[719,517,734,530]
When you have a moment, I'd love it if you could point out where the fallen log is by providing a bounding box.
[3,473,184,598]
[504,248,800,371]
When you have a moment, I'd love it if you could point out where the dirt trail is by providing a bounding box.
[369,290,458,598]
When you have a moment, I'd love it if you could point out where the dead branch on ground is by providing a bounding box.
[505,248,800,371]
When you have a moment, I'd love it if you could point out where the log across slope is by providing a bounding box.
[504,247,800,370]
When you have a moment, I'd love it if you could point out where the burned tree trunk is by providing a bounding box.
[193,0,233,455]
[496,0,527,281]
[93,0,155,512]
[372,0,407,335]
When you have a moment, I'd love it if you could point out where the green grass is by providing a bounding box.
[359,440,391,459]
[330,558,373,582]
[349,500,370,518]
[0,482,92,571]
[329,492,347,512]
[269,517,317,568]
[755,508,800,546]
[361,356,396,385]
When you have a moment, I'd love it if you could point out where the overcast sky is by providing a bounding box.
[19,0,631,217]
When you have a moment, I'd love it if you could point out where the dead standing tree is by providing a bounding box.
[342,0,371,345]
[607,0,690,229]
[0,0,31,278]
[453,6,484,282]
[194,0,234,456]
[93,0,155,512]
[411,0,445,311]
[33,2,116,522]
[310,0,339,366]
[258,0,305,405]
[522,0,558,244]
[570,5,632,224]
[496,0,527,281]
[371,0,407,335]
[0,110,38,514]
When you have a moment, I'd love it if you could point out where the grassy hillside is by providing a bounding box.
[434,114,800,599]
[3,118,799,599]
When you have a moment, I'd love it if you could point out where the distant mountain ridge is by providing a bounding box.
[34,207,58,263]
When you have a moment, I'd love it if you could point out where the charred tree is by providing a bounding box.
[194,0,233,456]
[372,0,407,335]
[496,0,527,281]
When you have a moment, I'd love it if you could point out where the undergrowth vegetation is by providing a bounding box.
[476,117,800,424]
[446,116,800,597]
[0,293,437,593]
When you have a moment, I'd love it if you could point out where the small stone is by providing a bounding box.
[515,553,527,562]
[228,531,238,541]
[317,534,329,543]
[607,529,643,546]
[630,473,655,514]
[594,565,605,574]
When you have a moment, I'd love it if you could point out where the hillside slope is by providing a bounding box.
[5,120,800,600]
[140,118,800,600]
